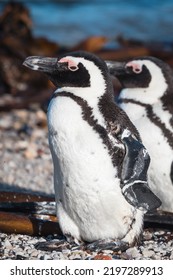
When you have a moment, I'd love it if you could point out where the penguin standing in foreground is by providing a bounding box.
[23,52,161,249]
[107,56,173,212]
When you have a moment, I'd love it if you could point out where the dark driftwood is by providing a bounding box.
[144,211,173,230]
[0,211,61,236]
[0,201,56,215]
[0,191,54,203]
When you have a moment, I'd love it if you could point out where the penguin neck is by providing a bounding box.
[120,83,167,105]
[55,87,101,108]
[55,83,114,127]
[55,73,113,105]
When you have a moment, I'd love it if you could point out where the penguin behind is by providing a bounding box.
[23,51,161,248]
[107,56,173,212]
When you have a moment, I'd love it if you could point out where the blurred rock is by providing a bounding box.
[4,239,13,249]
[23,142,38,159]
[36,110,47,128]
[142,248,155,258]
[72,36,108,52]
[126,247,140,259]
[0,2,58,111]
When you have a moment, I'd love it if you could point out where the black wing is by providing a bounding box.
[170,161,173,184]
[120,130,161,212]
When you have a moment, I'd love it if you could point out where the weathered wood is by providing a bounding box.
[144,211,173,229]
[0,201,56,215]
[0,211,61,236]
[0,191,54,203]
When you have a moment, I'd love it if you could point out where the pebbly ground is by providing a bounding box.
[0,107,173,260]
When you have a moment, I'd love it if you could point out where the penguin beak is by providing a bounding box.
[106,61,126,76]
[23,56,68,73]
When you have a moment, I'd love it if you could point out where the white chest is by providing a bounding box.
[47,96,122,196]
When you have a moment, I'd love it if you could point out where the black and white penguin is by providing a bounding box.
[23,52,161,248]
[107,56,173,212]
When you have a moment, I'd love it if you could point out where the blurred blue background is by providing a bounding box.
[0,0,173,46]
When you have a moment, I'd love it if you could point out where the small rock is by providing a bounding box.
[24,143,38,159]
[143,231,153,240]
[30,250,39,257]
[36,110,47,128]
[94,254,112,260]
[0,116,12,129]
[15,140,28,151]
[16,254,27,260]
[153,253,161,260]
[126,247,140,259]
[14,110,28,120]
[170,251,173,260]
[43,254,52,260]
[119,252,130,260]
[101,250,113,255]
[13,121,23,130]
[154,231,165,236]
[4,240,13,249]
[32,129,46,139]
[142,248,155,258]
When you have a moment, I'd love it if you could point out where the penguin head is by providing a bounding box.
[107,57,172,103]
[23,51,113,101]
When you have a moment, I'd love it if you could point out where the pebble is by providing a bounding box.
[15,140,28,151]
[142,248,155,258]
[170,251,173,260]
[94,254,112,260]
[126,247,140,259]
[30,250,39,257]
[143,231,153,240]
[24,143,38,159]
[43,254,52,260]
[4,240,13,249]
[36,110,47,128]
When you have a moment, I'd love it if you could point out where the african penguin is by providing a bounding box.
[107,56,173,212]
[23,52,161,248]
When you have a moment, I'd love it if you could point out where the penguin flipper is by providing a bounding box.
[121,130,161,212]
[170,161,173,184]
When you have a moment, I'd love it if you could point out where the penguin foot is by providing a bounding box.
[65,234,82,246]
[35,234,83,252]
[85,239,129,252]
[35,236,128,253]
[35,239,71,251]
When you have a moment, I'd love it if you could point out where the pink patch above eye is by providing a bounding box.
[58,57,79,71]
[126,61,142,74]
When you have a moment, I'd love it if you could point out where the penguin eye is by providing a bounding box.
[133,67,142,74]
[68,65,79,72]
[125,62,143,74]
[58,57,79,72]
